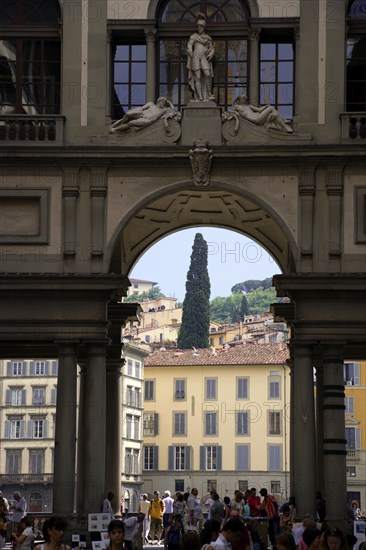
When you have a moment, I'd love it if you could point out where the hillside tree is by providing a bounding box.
[177,233,211,348]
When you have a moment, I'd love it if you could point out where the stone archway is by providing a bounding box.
[109,184,297,277]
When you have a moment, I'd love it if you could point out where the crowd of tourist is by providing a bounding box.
[121,487,364,550]
[0,488,364,550]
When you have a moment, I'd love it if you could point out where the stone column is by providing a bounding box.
[322,345,347,527]
[79,341,108,514]
[292,343,317,518]
[53,343,78,515]
[288,355,296,498]
[105,360,123,515]
[249,29,260,106]
[145,29,157,103]
[76,362,86,514]
[315,358,325,494]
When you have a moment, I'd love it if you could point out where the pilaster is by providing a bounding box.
[63,167,80,257]
[299,165,316,256]
[326,165,344,257]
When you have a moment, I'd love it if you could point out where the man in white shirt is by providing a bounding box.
[294,515,313,546]
[187,488,203,528]
[123,513,144,550]
[162,491,174,538]
[102,492,115,519]
[210,518,246,549]
[9,492,26,523]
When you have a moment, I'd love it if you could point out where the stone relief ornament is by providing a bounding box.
[109,97,181,134]
[189,139,213,186]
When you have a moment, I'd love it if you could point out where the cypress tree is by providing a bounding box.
[177,233,211,349]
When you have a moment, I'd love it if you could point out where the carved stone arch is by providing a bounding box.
[147,0,259,20]
[107,180,298,276]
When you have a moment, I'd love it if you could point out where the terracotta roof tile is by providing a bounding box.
[144,342,289,367]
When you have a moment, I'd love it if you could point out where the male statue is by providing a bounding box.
[187,13,215,102]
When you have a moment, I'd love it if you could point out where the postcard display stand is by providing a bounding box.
[87,514,112,550]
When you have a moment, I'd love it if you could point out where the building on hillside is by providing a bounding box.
[344,360,366,509]
[142,343,291,500]
[126,279,158,297]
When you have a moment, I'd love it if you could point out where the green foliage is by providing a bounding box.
[178,233,211,349]
[246,286,277,314]
[123,286,165,302]
[210,294,243,324]
[210,279,277,322]
[231,277,272,294]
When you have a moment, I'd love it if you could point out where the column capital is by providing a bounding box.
[249,28,261,41]
[144,28,157,42]
[318,343,344,363]
[326,165,344,196]
[57,341,79,357]
[63,186,80,198]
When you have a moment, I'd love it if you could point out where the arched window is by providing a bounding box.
[347,0,366,111]
[29,491,43,513]
[0,0,61,114]
[158,0,250,109]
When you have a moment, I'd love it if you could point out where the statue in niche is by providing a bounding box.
[226,93,293,133]
[110,97,180,133]
[186,12,215,102]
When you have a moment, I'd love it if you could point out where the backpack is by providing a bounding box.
[168,525,181,546]
[151,499,164,511]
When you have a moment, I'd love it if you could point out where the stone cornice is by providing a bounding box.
[273,273,366,294]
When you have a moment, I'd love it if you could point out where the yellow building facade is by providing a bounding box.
[344,360,366,510]
[143,343,291,500]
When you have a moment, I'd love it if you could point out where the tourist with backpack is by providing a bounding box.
[259,488,280,548]
[165,515,182,550]
[148,491,165,545]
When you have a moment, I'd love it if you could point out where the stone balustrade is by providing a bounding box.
[0,115,65,145]
[341,112,366,140]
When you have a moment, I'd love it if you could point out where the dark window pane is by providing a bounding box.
[261,61,276,82]
[346,36,366,110]
[349,0,366,17]
[130,84,146,105]
[131,45,146,61]
[260,83,276,104]
[278,61,293,81]
[228,40,247,61]
[114,63,129,82]
[160,0,247,23]
[278,43,294,60]
[131,63,146,82]
[261,43,276,60]
[278,83,293,104]
[160,62,180,82]
[114,84,129,104]
[115,45,129,61]
[279,105,293,119]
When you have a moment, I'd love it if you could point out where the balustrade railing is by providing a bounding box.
[0,115,64,145]
[0,473,54,483]
[341,113,366,140]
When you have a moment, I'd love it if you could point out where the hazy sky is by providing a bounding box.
[130,227,281,302]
